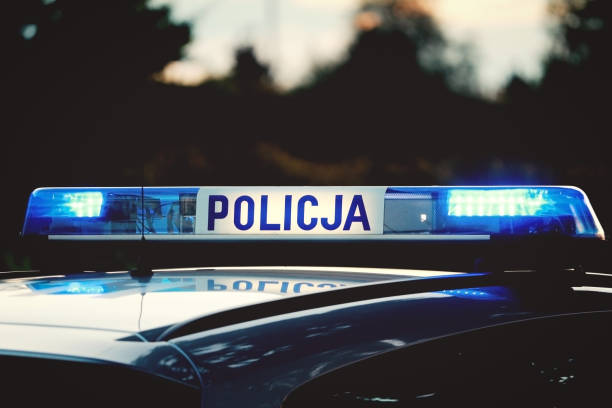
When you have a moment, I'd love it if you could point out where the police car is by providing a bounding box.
[2,186,610,407]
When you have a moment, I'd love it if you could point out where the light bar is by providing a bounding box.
[21,186,604,240]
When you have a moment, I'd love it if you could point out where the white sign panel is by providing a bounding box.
[195,187,386,235]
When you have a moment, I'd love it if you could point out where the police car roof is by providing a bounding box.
[0,267,459,334]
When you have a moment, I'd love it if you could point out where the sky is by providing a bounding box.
[149,0,555,94]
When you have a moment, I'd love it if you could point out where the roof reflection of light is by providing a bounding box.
[67,282,105,294]
[439,288,498,300]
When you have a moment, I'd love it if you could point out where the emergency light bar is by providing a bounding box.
[22,186,604,241]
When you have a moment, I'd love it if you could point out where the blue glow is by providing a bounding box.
[66,282,105,294]
[25,276,361,296]
[448,189,548,217]
[386,186,603,238]
[28,280,110,294]
[63,192,103,217]
[441,289,493,299]
[439,287,509,300]
[23,187,141,235]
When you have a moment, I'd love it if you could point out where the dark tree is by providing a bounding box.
[1,0,190,268]
[230,46,273,94]
[4,0,190,171]
[502,0,612,226]
[270,0,493,181]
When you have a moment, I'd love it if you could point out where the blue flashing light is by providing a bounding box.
[385,186,604,239]
[64,192,103,217]
[28,190,104,218]
[447,189,548,217]
[22,187,143,236]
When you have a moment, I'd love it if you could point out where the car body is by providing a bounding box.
[2,265,612,407]
[2,186,609,407]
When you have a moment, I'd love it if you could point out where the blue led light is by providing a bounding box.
[63,192,103,217]
[22,187,142,236]
[447,189,548,217]
[31,190,104,218]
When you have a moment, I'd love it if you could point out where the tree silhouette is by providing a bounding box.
[301,0,470,96]
[230,46,273,94]
[4,0,190,180]
[1,0,191,267]
[502,0,611,225]
[274,0,485,175]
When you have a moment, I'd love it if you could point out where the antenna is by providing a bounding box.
[265,0,280,75]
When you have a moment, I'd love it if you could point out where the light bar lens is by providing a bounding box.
[22,186,604,239]
[385,186,603,238]
[64,192,104,217]
[447,189,548,217]
[22,188,142,235]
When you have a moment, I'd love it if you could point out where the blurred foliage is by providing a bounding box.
[4,0,190,187]
[503,0,611,221]
[2,0,190,269]
[5,0,188,80]
[281,0,498,182]
[299,0,475,95]
[1,0,611,269]
[230,47,274,94]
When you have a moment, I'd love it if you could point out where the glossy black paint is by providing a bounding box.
[170,277,612,408]
[158,273,495,340]
[3,268,612,408]
[172,285,526,408]
[1,354,201,408]
[282,310,612,407]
